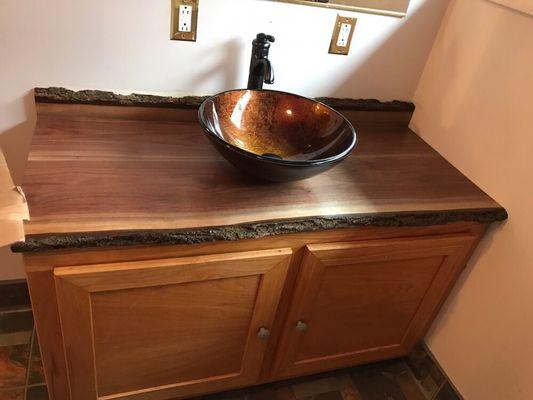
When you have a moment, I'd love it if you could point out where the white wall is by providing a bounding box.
[0,0,448,279]
[410,0,533,398]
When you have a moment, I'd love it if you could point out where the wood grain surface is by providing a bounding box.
[54,248,292,400]
[0,148,29,246]
[272,234,476,378]
[16,101,505,251]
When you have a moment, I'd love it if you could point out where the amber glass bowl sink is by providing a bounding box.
[198,89,357,182]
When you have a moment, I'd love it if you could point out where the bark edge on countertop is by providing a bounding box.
[34,87,416,112]
[12,208,507,253]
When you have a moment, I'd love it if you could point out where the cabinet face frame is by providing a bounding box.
[54,248,292,400]
[272,234,477,378]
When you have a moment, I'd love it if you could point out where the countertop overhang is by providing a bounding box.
[11,88,507,253]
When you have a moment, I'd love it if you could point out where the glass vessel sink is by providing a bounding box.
[198,89,357,182]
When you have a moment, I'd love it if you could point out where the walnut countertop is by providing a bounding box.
[11,88,506,253]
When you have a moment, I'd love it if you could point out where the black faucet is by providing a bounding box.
[247,33,275,90]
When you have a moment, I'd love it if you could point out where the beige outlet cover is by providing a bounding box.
[0,149,29,247]
[489,0,533,15]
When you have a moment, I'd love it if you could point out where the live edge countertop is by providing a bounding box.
[11,88,507,253]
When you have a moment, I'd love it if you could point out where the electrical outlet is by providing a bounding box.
[329,15,357,55]
[178,5,192,32]
[171,0,199,41]
[337,23,352,47]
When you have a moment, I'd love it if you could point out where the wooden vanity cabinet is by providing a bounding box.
[26,225,483,400]
[18,93,505,400]
[53,248,292,400]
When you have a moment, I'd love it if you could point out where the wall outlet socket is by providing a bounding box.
[171,0,199,41]
[178,5,193,32]
[329,15,357,55]
[336,23,352,47]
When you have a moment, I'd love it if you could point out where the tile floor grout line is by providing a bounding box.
[431,381,447,400]
[0,307,33,314]
[23,326,36,400]
[421,342,463,400]
[403,359,435,400]
[26,383,47,388]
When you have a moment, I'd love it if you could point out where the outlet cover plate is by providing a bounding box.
[329,15,357,55]
[171,0,199,41]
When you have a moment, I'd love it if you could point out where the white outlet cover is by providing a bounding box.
[337,23,352,47]
[178,5,193,32]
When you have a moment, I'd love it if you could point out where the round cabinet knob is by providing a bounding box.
[296,321,308,332]
[257,327,271,340]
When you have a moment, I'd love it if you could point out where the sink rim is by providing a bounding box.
[198,89,358,167]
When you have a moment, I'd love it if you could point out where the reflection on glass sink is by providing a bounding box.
[198,89,357,182]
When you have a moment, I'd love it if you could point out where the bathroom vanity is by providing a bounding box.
[12,88,507,400]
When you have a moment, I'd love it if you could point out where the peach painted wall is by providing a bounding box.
[410,0,533,399]
[0,0,449,279]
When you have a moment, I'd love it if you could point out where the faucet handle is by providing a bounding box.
[256,33,275,43]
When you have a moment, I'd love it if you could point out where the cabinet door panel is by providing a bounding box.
[92,276,259,396]
[273,235,475,377]
[296,256,443,361]
[55,248,292,400]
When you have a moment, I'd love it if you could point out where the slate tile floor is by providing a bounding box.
[0,307,46,400]
[0,304,459,400]
[195,359,432,400]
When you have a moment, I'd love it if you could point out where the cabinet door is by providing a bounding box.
[54,248,292,400]
[273,235,475,377]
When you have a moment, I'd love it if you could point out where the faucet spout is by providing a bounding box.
[247,33,275,90]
